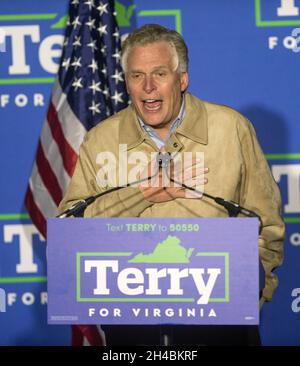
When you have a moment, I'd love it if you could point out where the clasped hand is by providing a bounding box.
[138,150,209,203]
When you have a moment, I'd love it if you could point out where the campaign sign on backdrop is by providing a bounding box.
[47,217,259,325]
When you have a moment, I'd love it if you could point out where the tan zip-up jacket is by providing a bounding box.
[59,92,285,303]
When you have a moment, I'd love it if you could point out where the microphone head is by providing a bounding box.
[157,152,172,169]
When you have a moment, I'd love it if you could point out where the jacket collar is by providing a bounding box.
[175,92,208,145]
[119,92,208,150]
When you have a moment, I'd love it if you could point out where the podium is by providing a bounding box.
[47,217,262,345]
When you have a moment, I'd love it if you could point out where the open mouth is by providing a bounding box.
[142,99,162,111]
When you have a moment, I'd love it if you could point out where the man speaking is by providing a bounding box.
[58,24,285,345]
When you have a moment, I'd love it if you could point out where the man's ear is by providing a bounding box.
[180,72,189,92]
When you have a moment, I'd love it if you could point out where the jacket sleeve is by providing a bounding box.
[238,117,285,303]
[58,138,153,218]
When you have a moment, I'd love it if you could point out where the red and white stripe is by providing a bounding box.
[25,81,86,238]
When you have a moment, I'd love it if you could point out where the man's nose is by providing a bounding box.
[143,75,156,93]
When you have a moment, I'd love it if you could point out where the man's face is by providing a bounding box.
[125,41,189,132]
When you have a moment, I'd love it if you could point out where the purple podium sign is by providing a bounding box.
[47,218,259,325]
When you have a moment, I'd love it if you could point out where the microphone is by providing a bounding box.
[58,152,178,218]
[58,151,263,234]
[57,165,160,218]
[57,189,117,218]
[157,152,263,233]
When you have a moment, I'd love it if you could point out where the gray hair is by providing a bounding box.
[121,24,189,73]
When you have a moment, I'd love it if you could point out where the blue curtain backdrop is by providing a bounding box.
[0,0,299,345]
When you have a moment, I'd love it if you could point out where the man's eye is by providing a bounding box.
[155,72,168,79]
[132,74,141,79]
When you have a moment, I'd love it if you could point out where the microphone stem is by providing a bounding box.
[57,168,160,218]
[168,175,262,233]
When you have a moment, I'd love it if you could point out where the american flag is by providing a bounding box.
[25,0,129,346]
